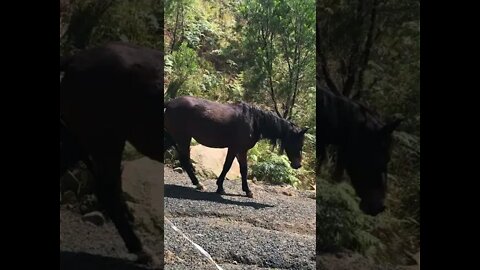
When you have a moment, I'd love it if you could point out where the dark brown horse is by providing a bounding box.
[317,87,402,216]
[60,42,163,266]
[164,96,308,198]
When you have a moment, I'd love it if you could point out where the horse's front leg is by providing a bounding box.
[216,148,237,195]
[91,140,160,267]
[236,150,253,198]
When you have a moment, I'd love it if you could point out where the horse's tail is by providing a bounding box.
[60,56,72,72]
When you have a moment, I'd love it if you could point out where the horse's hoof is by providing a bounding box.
[135,248,161,268]
[216,188,226,195]
[246,191,254,198]
[196,183,205,190]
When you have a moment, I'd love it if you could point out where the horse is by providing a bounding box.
[60,42,164,266]
[317,86,402,216]
[60,118,93,176]
[164,96,308,198]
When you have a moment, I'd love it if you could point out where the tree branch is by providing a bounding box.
[343,0,367,98]
[317,22,341,96]
[355,0,379,99]
[170,3,181,53]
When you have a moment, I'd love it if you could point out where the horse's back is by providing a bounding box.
[62,42,163,93]
[164,96,246,148]
[60,42,164,147]
[165,96,237,121]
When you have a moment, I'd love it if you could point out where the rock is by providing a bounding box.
[122,191,139,203]
[61,168,94,197]
[79,204,88,214]
[62,190,77,204]
[194,164,218,180]
[121,157,164,208]
[414,252,420,265]
[75,169,95,196]
[164,250,177,264]
[173,167,183,173]
[190,145,241,180]
[306,191,316,199]
[60,171,79,193]
[82,211,105,226]
[404,251,420,266]
[127,202,156,233]
[122,167,147,204]
[127,201,137,214]
[282,190,293,196]
[79,194,98,214]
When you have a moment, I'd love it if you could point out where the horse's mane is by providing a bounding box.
[233,101,297,151]
[319,86,384,128]
[356,101,384,127]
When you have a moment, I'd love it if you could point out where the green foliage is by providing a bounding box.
[248,141,300,187]
[164,0,316,189]
[316,131,420,262]
[317,0,420,264]
[61,0,163,54]
[165,43,201,98]
[240,0,316,119]
[389,131,420,220]
[316,178,382,254]
[318,0,420,133]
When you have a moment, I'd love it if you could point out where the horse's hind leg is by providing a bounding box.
[90,139,158,265]
[175,137,204,190]
[236,150,253,198]
[216,148,237,195]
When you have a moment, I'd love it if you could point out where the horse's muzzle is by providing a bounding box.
[360,201,386,216]
[291,163,301,169]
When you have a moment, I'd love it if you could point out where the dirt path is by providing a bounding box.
[60,156,417,270]
[163,166,317,270]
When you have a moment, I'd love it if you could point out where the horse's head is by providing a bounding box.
[346,117,402,216]
[283,126,309,169]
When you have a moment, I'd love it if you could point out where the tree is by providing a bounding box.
[317,0,420,106]
[61,0,117,50]
[242,0,315,119]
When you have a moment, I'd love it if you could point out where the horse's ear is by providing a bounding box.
[382,116,403,135]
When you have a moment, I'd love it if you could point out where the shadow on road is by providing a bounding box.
[164,184,274,209]
[60,251,155,270]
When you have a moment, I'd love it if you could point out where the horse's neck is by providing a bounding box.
[255,111,287,141]
[318,90,363,145]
